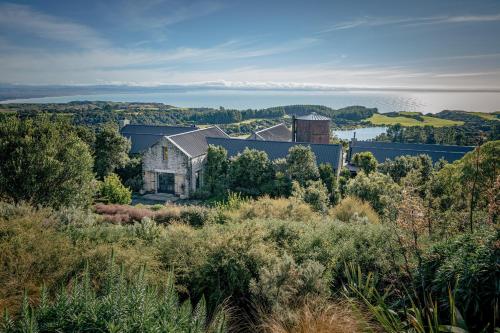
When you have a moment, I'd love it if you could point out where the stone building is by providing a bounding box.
[141,126,229,198]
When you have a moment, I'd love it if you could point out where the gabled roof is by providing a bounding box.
[349,140,475,163]
[207,137,343,171]
[248,123,292,142]
[121,124,198,154]
[168,126,230,158]
[295,112,330,121]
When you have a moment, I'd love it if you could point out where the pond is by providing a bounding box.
[333,127,387,141]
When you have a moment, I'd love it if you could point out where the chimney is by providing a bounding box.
[291,115,296,142]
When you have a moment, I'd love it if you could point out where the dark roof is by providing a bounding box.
[207,137,343,171]
[168,127,230,157]
[249,123,292,142]
[295,112,330,121]
[349,141,475,163]
[121,124,198,153]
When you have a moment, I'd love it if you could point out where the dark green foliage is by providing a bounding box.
[352,152,378,175]
[292,181,330,213]
[379,154,433,183]
[1,261,228,333]
[179,206,213,227]
[0,116,95,208]
[286,145,319,186]
[376,121,499,146]
[417,228,499,332]
[94,124,131,179]
[203,146,230,198]
[228,148,274,196]
[116,156,143,192]
[318,163,340,205]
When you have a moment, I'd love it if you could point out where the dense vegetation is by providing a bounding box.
[0,115,498,332]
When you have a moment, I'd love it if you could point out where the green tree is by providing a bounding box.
[203,145,230,197]
[0,116,95,208]
[99,173,132,204]
[346,171,401,215]
[286,145,319,186]
[94,124,131,179]
[352,152,378,174]
[228,148,274,196]
[318,163,340,205]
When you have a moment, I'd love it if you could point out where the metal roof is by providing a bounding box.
[295,112,331,121]
[249,123,292,142]
[207,137,343,171]
[121,124,198,153]
[168,126,230,157]
[348,141,475,163]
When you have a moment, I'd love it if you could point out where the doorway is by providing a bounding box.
[158,173,175,193]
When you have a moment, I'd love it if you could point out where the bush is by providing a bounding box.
[417,228,499,331]
[230,196,319,222]
[292,181,329,213]
[179,205,213,227]
[99,173,132,204]
[346,171,401,216]
[250,254,329,312]
[329,196,379,224]
[1,260,228,333]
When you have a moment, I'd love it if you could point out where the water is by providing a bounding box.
[333,127,387,141]
[2,89,499,114]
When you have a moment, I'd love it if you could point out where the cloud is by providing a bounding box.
[117,0,224,29]
[320,13,500,32]
[0,3,108,48]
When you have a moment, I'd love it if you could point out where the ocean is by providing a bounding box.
[1,89,499,114]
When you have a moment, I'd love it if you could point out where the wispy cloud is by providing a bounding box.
[320,13,500,32]
[0,3,108,48]
[117,0,224,29]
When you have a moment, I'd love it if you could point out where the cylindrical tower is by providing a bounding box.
[292,112,330,144]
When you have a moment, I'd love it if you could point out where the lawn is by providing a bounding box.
[366,114,464,127]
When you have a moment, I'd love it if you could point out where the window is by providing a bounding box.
[162,146,168,160]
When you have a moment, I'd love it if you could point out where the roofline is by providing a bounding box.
[208,136,343,148]
[254,123,288,134]
[350,146,469,155]
[166,125,229,139]
[350,140,476,149]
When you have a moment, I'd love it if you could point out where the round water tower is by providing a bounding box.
[292,112,330,144]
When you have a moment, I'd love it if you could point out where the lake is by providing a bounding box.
[2,89,499,114]
[333,127,387,141]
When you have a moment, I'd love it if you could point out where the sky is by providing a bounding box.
[1,0,500,91]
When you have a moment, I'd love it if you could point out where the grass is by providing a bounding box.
[366,114,464,127]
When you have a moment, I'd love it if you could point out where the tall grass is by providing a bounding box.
[342,263,470,333]
[1,256,229,333]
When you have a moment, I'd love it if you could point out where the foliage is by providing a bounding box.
[99,173,132,205]
[116,156,143,192]
[318,163,340,205]
[379,154,433,183]
[0,116,95,208]
[286,145,319,186]
[351,151,378,175]
[417,228,499,331]
[293,180,330,213]
[94,124,131,179]
[1,260,228,333]
[346,171,401,216]
[228,148,274,196]
[250,254,329,312]
[367,113,463,127]
[329,196,379,224]
[203,145,230,198]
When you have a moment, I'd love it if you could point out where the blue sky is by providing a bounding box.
[1,0,500,90]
